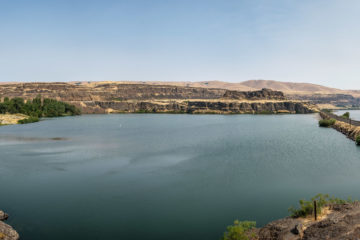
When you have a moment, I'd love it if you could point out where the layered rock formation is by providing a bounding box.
[0,82,317,114]
[290,94,360,109]
[0,210,19,240]
[223,88,285,100]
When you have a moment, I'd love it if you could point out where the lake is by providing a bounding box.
[1,114,360,240]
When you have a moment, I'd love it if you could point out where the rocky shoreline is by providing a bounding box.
[319,111,360,142]
[0,210,19,240]
[256,202,360,240]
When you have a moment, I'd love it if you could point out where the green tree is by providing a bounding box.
[222,220,256,240]
[0,96,80,124]
[342,112,350,119]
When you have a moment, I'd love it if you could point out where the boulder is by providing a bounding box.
[0,210,19,240]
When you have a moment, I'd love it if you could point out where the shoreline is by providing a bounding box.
[0,210,19,240]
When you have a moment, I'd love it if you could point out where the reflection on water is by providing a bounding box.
[0,135,68,142]
[1,114,360,240]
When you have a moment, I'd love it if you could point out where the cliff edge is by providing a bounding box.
[0,83,318,114]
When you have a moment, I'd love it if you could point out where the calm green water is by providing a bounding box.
[1,114,360,240]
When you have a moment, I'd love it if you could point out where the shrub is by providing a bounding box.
[289,194,353,218]
[356,135,360,146]
[342,112,350,119]
[319,118,336,127]
[222,220,256,240]
[18,116,39,124]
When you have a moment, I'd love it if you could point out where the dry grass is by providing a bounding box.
[0,114,28,125]
[334,121,360,138]
[0,232,5,239]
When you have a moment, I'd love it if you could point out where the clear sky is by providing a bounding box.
[1,0,359,89]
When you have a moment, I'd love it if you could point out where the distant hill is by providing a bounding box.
[240,80,342,94]
[2,80,358,96]
[133,80,359,97]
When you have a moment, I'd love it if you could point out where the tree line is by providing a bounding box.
[0,96,81,123]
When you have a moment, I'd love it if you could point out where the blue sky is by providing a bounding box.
[1,0,359,89]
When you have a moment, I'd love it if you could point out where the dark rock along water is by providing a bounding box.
[1,113,360,240]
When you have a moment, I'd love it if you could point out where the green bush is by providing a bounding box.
[289,194,353,218]
[0,96,80,117]
[342,112,350,119]
[18,116,39,124]
[221,220,256,240]
[356,135,360,145]
[319,118,336,127]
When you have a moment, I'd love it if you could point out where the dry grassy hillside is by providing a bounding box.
[240,80,342,94]
[73,80,359,97]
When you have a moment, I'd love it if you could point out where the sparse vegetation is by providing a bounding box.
[288,194,354,218]
[322,109,333,113]
[342,112,350,119]
[256,110,273,114]
[319,118,336,127]
[221,220,256,240]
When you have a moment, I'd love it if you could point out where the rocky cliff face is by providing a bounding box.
[223,88,286,100]
[0,82,317,114]
[0,82,226,101]
[90,100,315,114]
[289,94,360,108]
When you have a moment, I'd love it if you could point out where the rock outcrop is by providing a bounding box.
[0,82,317,114]
[223,88,286,100]
[258,203,360,240]
[289,94,360,108]
[0,210,19,240]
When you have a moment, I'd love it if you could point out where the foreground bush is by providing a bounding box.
[288,194,353,218]
[356,135,360,146]
[222,220,256,240]
[319,118,336,127]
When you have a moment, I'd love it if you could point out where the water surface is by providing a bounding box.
[1,114,360,240]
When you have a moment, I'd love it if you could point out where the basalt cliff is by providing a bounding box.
[0,82,317,114]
